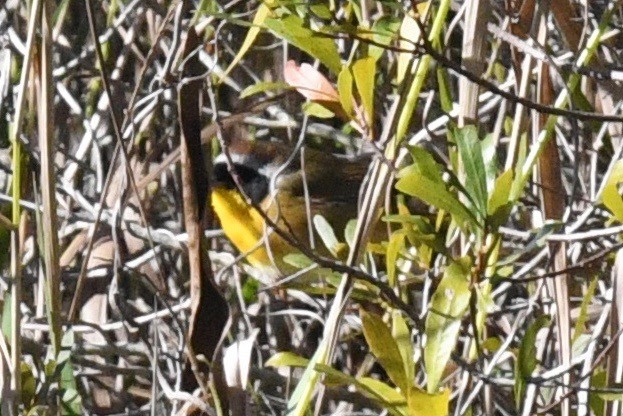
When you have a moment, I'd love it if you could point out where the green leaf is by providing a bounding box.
[283,253,315,269]
[220,3,271,83]
[358,377,408,408]
[482,337,502,353]
[436,65,453,113]
[407,387,450,416]
[314,364,407,415]
[26,406,50,416]
[475,280,494,341]
[313,214,340,255]
[344,219,357,248]
[302,101,335,118]
[313,363,357,386]
[572,277,598,344]
[481,133,499,193]
[21,362,36,407]
[240,81,290,98]
[61,388,82,416]
[405,145,444,183]
[352,56,376,129]
[425,257,471,393]
[361,310,409,393]
[264,15,342,74]
[455,126,488,219]
[2,293,11,341]
[590,370,607,416]
[369,16,401,60]
[515,315,550,408]
[396,174,477,232]
[266,351,310,368]
[387,230,405,287]
[309,3,332,20]
[59,331,82,415]
[392,311,414,387]
[286,339,326,415]
[337,66,354,118]
[591,373,623,401]
[487,169,513,229]
[602,160,623,222]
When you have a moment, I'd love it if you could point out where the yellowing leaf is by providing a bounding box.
[361,310,409,393]
[219,3,271,83]
[358,377,407,406]
[602,160,623,222]
[407,387,449,416]
[397,13,421,83]
[264,15,341,74]
[425,257,471,393]
[337,65,354,118]
[392,311,414,385]
[303,101,335,118]
[387,230,405,286]
[266,351,309,368]
[352,56,376,131]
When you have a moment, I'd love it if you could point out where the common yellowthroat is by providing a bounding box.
[211,139,372,279]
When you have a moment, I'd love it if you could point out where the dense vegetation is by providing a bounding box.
[2,0,623,415]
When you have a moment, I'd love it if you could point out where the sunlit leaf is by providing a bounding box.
[344,219,357,248]
[392,311,414,386]
[387,230,405,287]
[352,56,376,130]
[487,169,513,229]
[396,173,477,232]
[220,3,271,83]
[425,257,471,393]
[601,160,623,223]
[264,15,342,74]
[314,214,340,255]
[266,351,310,368]
[397,13,421,83]
[369,16,401,60]
[456,126,488,219]
[361,310,409,393]
[303,101,335,118]
[314,364,407,414]
[59,331,82,415]
[358,377,408,409]
[407,387,450,416]
[337,65,354,118]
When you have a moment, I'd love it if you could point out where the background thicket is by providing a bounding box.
[2,0,623,415]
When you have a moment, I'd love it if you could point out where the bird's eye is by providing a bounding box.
[212,162,269,205]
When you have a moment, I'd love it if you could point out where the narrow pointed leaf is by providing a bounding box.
[362,310,409,393]
[425,257,471,393]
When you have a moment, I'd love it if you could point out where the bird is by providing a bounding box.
[210,139,372,280]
